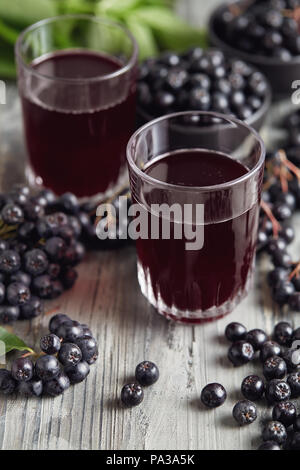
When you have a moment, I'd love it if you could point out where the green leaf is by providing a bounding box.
[0,0,57,27]
[133,6,208,51]
[0,20,19,45]
[125,14,158,60]
[57,0,97,15]
[0,326,34,355]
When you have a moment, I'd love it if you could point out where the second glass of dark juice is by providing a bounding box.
[127,112,265,323]
[15,15,138,199]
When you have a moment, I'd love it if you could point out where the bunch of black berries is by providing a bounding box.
[137,47,270,122]
[215,0,300,60]
[257,149,300,311]
[224,320,300,449]
[0,313,98,397]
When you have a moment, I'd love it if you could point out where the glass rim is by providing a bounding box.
[126,111,266,193]
[15,14,139,84]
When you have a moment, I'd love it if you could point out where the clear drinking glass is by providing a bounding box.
[127,111,265,323]
[15,15,138,199]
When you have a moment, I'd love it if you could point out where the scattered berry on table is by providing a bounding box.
[272,401,296,427]
[135,361,159,387]
[263,356,287,380]
[241,375,265,401]
[273,322,293,347]
[245,329,268,351]
[225,322,247,342]
[232,400,257,426]
[200,383,227,408]
[260,341,281,363]
[262,421,287,445]
[228,340,255,366]
[121,383,144,407]
[266,379,291,404]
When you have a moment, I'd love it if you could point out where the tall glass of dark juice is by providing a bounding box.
[15,15,138,199]
[127,112,265,323]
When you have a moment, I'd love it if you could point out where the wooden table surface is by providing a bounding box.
[0,0,300,451]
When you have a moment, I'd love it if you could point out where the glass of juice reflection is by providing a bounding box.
[127,111,265,323]
[15,15,138,199]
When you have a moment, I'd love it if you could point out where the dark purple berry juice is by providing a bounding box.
[20,50,136,197]
[135,149,260,323]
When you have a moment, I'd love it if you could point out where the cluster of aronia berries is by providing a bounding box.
[0,184,133,324]
[257,148,300,311]
[137,47,269,122]
[201,321,300,449]
[215,0,300,60]
[0,313,98,397]
[121,361,159,407]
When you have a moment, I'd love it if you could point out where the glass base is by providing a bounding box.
[137,261,254,324]
[25,163,129,203]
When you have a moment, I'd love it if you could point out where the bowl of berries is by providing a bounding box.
[209,0,300,98]
[137,47,272,134]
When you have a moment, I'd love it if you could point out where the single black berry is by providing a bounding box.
[241,375,265,401]
[49,313,70,334]
[228,341,254,366]
[20,296,43,319]
[24,249,48,276]
[200,383,227,408]
[0,305,20,323]
[56,320,84,342]
[35,355,60,382]
[6,282,30,306]
[273,321,293,347]
[272,401,296,427]
[263,355,287,380]
[135,361,159,386]
[64,360,90,384]
[0,250,20,274]
[260,341,281,362]
[266,379,291,403]
[232,400,257,426]
[58,342,82,366]
[121,383,144,407]
[43,372,70,397]
[75,336,98,365]
[287,372,300,397]
[11,357,34,382]
[40,334,61,355]
[225,322,247,342]
[262,421,287,445]
[245,329,268,351]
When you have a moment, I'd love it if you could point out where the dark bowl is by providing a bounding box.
[208,1,300,99]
